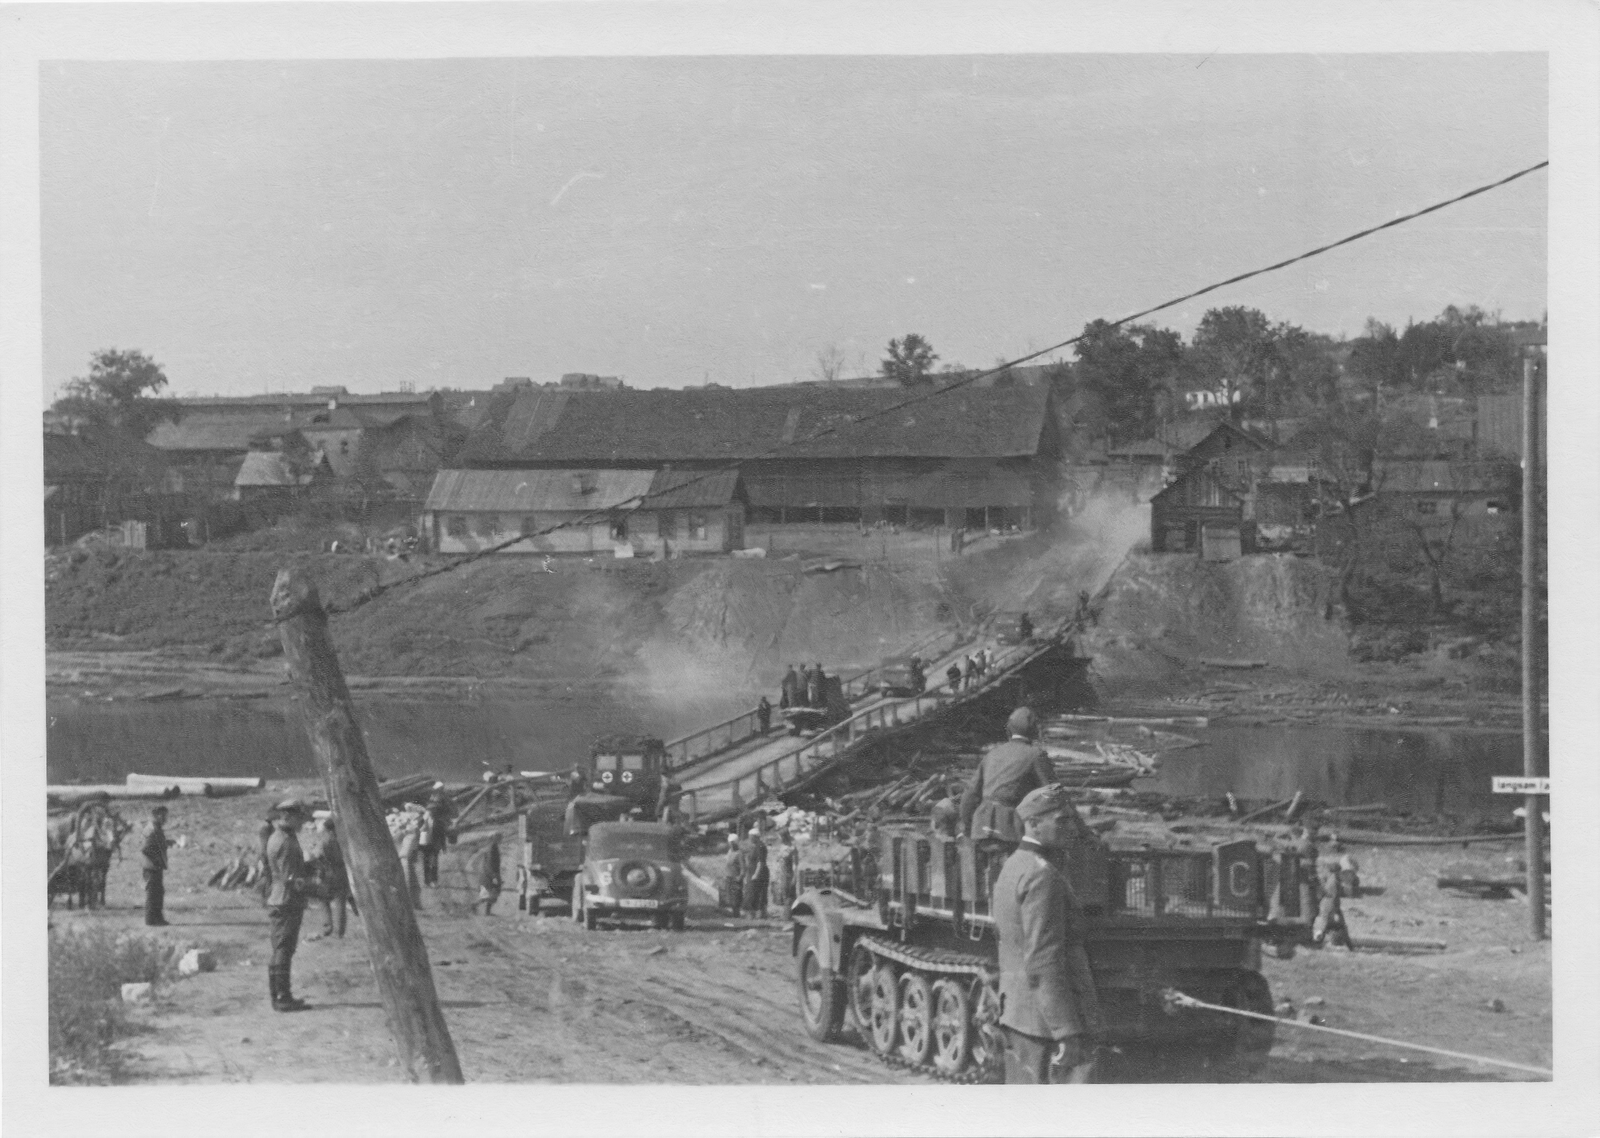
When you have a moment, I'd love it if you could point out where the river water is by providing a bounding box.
[47,696,1529,819]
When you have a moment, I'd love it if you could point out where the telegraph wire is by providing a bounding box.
[313,159,1548,619]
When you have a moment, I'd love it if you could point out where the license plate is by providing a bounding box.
[616,897,660,909]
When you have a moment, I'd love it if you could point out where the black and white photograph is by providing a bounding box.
[4,4,1596,1136]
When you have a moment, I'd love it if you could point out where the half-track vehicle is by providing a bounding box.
[791,818,1314,1081]
[991,611,1034,646]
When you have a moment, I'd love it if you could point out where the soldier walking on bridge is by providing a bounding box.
[995,784,1102,1083]
[780,665,802,710]
[959,707,1056,843]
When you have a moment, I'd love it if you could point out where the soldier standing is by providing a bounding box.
[959,707,1057,842]
[756,695,773,735]
[994,784,1102,1083]
[770,828,799,910]
[779,665,801,710]
[141,806,172,927]
[722,833,745,916]
[741,826,770,918]
[474,833,503,916]
[265,799,312,1012]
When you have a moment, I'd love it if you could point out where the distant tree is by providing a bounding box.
[1345,319,1407,403]
[880,334,939,386]
[1071,320,1187,443]
[49,349,182,511]
[813,344,848,384]
[1189,306,1278,419]
[51,349,181,441]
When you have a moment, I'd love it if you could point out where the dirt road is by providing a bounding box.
[50,780,1551,1086]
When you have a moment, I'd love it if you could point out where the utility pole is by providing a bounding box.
[1520,342,1546,939]
[271,569,466,1082]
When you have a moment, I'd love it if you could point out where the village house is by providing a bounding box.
[147,388,446,498]
[232,448,334,503]
[422,467,747,557]
[1149,422,1274,557]
[455,383,1060,532]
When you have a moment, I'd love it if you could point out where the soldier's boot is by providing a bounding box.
[272,968,309,1012]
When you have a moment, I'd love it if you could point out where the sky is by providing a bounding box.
[39,53,1547,397]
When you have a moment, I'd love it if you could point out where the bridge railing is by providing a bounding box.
[676,633,1061,826]
[663,626,972,772]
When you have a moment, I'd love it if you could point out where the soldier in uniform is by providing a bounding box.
[265,798,313,1012]
[141,806,172,926]
[959,707,1057,843]
[994,784,1102,1083]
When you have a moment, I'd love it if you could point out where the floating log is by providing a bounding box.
[1321,802,1387,815]
[125,774,263,796]
[1057,713,1209,728]
[1198,658,1267,670]
[1334,829,1525,847]
[127,773,265,790]
[1347,934,1448,953]
[49,783,179,802]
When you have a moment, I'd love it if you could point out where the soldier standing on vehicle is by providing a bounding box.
[929,783,962,838]
[960,707,1057,843]
[567,767,586,799]
[780,665,801,710]
[995,784,1101,1083]
[141,806,172,927]
[741,826,770,918]
[265,799,313,1012]
[806,664,825,708]
[945,662,963,692]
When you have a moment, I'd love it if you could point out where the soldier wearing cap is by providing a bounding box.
[140,805,172,926]
[265,798,313,1012]
[959,707,1057,843]
[993,783,1102,1084]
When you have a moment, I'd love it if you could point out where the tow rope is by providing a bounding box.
[1160,989,1552,1078]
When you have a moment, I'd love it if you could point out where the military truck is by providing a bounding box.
[790,819,1312,1081]
[519,735,671,915]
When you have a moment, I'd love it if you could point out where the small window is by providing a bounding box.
[610,518,628,541]
[656,511,674,538]
[1486,500,1505,515]
[621,754,646,772]
[1416,501,1439,515]
[446,515,467,538]
[520,514,538,536]
[477,514,502,537]
[687,513,708,540]
[595,755,618,772]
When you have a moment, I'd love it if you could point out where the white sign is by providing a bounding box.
[1492,776,1550,795]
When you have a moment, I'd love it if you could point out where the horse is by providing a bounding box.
[47,800,129,910]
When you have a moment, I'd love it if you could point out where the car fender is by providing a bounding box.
[790,887,849,972]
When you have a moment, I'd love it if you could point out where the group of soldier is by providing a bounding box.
[720,824,800,919]
[777,663,831,710]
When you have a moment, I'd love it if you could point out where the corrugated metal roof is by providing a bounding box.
[149,414,300,452]
[461,384,1053,464]
[424,468,656,513]
[640,468,743,510]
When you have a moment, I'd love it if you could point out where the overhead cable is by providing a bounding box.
[315,158,1548,619]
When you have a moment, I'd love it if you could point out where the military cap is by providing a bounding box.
[1015,783,1073,821]
[275,797,311,817]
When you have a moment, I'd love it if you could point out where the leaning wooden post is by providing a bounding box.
[272,569,465,1084]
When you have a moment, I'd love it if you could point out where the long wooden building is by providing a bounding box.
[456,383,1060,530]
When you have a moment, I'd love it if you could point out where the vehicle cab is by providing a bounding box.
[877,656,926,698]
[587,735,667,812]
[992,611,1034,645]
[572,821,689,931]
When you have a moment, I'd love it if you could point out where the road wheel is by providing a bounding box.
[846,944,877,1036]
[795,925,846,1043]
[569,890,582,924]
[866,963,900,1055]
[930,977,973,1076]
[581,892,598,931]
[670,910,686,932]
[968,975,1005,1083]
[896,971,935,1066]
[652,911,668,930]
[527,892,541,917]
